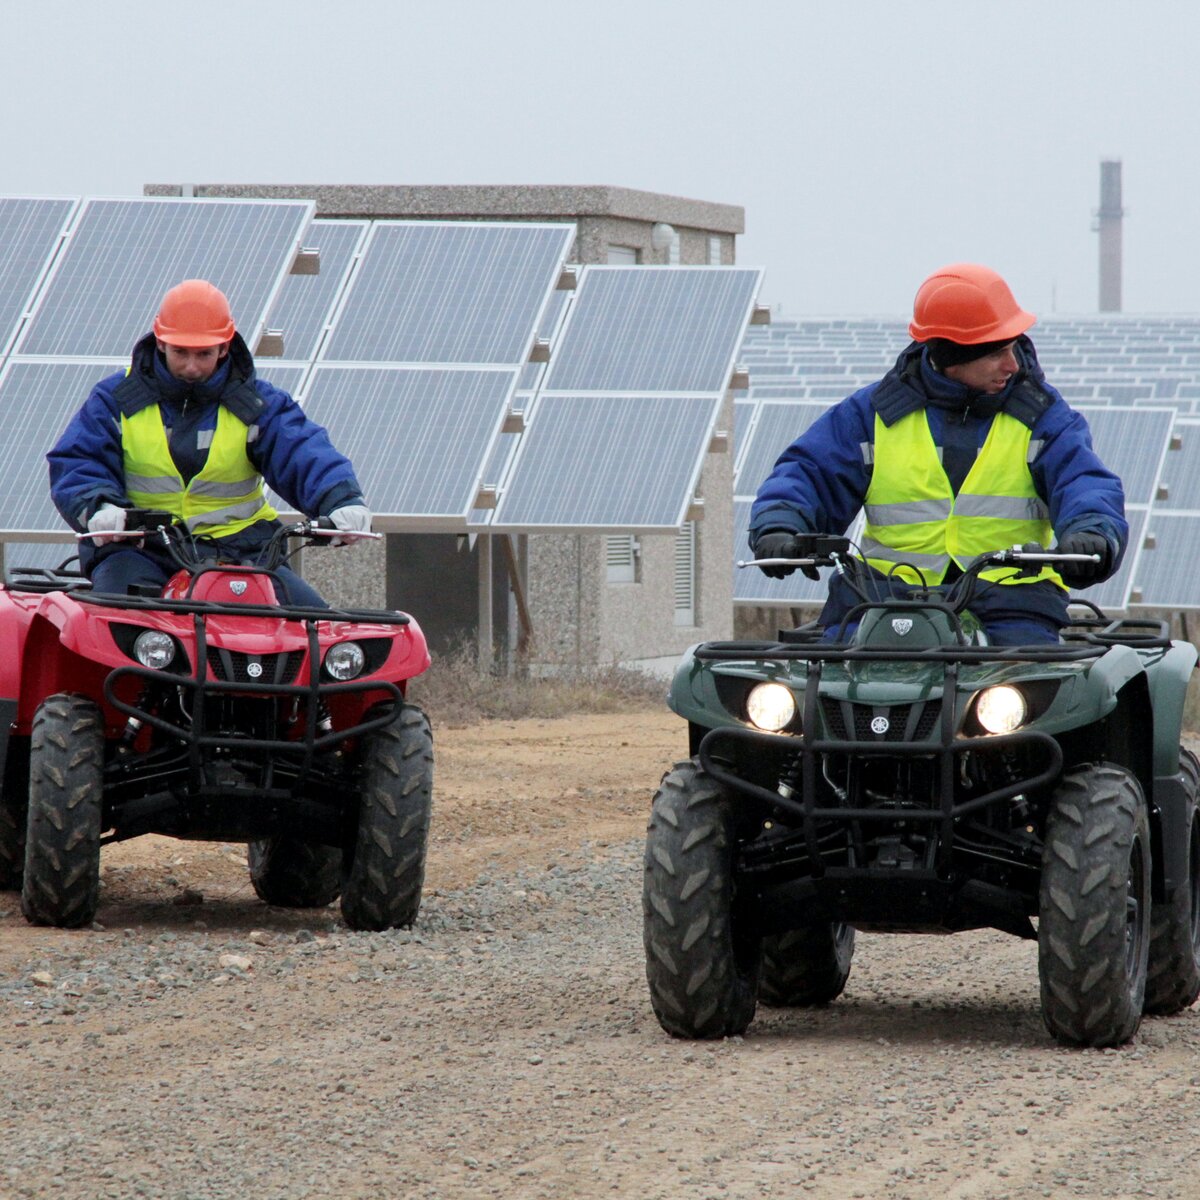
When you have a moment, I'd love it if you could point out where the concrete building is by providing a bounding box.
[145,183,748,673]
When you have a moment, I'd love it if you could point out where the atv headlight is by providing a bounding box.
[324,641,366,681]
[975,685,1027,735]
[133,630,176,671]
[746,682,797,733]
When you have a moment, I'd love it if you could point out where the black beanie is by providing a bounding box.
[927,336,1015,369]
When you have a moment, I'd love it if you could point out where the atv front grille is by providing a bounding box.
[206,648,304,684]
[821,698,941,743]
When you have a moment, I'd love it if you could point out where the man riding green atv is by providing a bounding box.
[643,540,1199,1048]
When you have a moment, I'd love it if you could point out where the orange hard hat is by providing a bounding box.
[908,263,1035,345]
[152,279,236,348]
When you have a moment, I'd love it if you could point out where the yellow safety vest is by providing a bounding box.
[121,405,276,538]
[860,410,1064,589]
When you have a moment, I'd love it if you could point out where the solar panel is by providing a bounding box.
[1155,418,1200,510]
[1125,512,1200,608]
[732,399,756,478]
[321,222,575,365]
[489,394,720,532]
[4,542,80,573]
[256,364,309,398]
[468,433,521,524]
[543,267,761,393]
[1074,406,1176,507]
[16,197,314,358]
[535,285,571,344]
[732,498,838,606]
[1078,507,1147,612]
[0,359,127,533]
[735,401,834,498]
[301,364,518,527]
[0,197,76,358]
[261,219,368,362]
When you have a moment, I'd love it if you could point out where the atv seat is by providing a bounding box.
[778,620,824,645]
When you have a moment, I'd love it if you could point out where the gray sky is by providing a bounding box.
[4,0,1197,319]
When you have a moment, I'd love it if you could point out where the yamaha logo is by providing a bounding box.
[246,661,263,679]
[870,716,890,735]
[230,579,248,596]
[891,618,913,636]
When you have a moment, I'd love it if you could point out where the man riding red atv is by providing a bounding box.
[0,513,432,932]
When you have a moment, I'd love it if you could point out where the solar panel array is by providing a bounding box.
[734,316,1200,612]
[490,265,762,532]
[740,315,1200,410]
[0,198,768,553]
[303,220,576,528]
[0,196,315,568]
[0,206,592,555]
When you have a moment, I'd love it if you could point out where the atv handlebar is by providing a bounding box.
[737,533,852,570]
[75,510,381,572]
[737,541,1100,571]
[986,547,1102,566]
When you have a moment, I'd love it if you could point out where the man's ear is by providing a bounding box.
[218,342,231,360]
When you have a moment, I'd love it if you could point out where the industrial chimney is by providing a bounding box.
[1096,159,1124,312]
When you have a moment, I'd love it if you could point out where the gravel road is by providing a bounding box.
[3,711,1200,1200]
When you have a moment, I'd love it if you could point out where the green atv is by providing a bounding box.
[643,537,1200,1048]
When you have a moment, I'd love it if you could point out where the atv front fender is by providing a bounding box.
[1143,640,1198,778]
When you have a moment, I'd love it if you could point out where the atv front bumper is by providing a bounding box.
[698,720,1063,878]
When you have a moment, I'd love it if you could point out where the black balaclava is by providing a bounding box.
[926,336,1013,370]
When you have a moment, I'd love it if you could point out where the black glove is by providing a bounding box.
[752,531,820,580]
[1011,542,1047,578]
[1055,531,1111,587]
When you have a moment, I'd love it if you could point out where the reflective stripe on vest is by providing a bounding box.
[861,410,1063,589]
[121,405,276,537]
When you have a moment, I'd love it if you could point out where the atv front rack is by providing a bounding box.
[697,616,1169,666]
[77,586,410,626]
[696,639,1105,663]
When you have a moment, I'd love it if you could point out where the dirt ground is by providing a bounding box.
[4,710,1200,1199]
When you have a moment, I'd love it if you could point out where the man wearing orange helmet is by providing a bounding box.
[48,279,371,604]
[749,263,1127,644]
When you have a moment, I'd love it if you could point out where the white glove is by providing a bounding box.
[87,503,127,545]
[328,504,371,546]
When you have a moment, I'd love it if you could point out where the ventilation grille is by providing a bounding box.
[821,699,940,743]
[206,648,304,684]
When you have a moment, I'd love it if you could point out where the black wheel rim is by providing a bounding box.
[1190,813,1200,956]
[1126,832,1148,976]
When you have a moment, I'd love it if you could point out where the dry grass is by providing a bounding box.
[406,642,668,725]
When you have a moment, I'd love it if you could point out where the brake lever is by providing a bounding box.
[736,557,824,569]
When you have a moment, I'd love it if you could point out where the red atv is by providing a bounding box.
[0,512,432,932]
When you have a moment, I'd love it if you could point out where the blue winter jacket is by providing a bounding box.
[749,337,1128,578]
[48,332,363,535]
